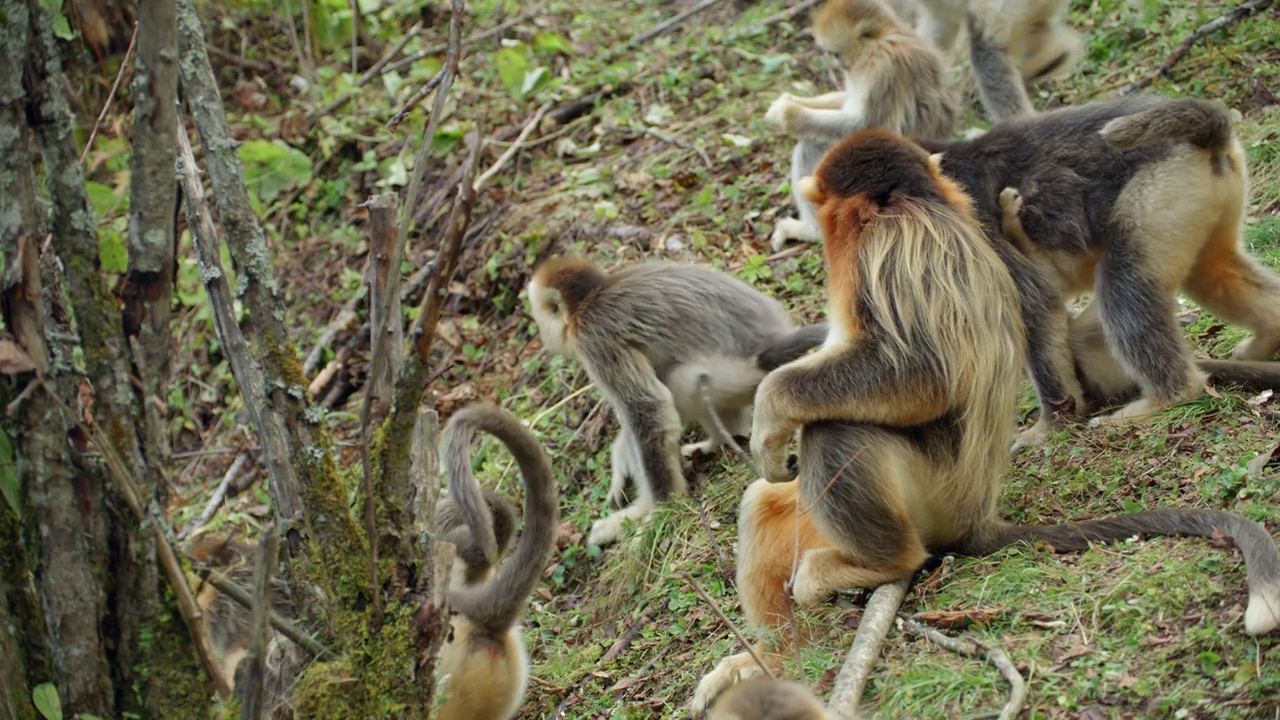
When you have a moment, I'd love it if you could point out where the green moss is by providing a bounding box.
[143,599,214,717]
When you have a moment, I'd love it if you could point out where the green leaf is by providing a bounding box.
[521,66,550,98]
[0,430,18,519]
[98,230,128,274]
[533,32,574,56]
[1197,651,1221,676]
[495,46,531,99]
[238,140,313,206]
[32,683,62,720]
[85,181,126,217]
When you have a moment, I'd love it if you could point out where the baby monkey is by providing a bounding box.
[436,403,559,720]
[707,677,836,720]
[528,258,822,546]
[768,0,957,251]
[692,130,1280,712]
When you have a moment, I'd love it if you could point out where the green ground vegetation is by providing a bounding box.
[66,0,1280,716]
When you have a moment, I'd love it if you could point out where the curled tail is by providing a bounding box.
[442,403,559,635]
[757,324,829,372]
[965,509,1280,635]
[1099,98,1234,152]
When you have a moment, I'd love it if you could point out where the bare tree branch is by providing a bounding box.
[176,122,304,534]
[202,572,332,659]
[241,526,280,720]
[1119,0,1276,95]
[826,576,912,719]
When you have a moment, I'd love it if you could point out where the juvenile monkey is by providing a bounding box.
[435,403,558,720]
[895,0,1083,121]
[767,0,958,251]
[707,677,835,720]
[917,95,1280,448]
[691,131,1280,712]
[188,536,306,718]
[527,258,823,545]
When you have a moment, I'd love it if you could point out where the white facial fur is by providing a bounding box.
[527,278,571,357]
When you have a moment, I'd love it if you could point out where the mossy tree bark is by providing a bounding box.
[0,0,208,715]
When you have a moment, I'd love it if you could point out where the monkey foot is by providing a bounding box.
[681,439,721,458]
[770,218,819,253]
[587,506,653,546]
[688,652,778,718]
[1009,419,1050,453]
[999,186,1023,214]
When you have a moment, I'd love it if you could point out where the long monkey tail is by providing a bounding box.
[1198,359,1280,391]
[964,509,1280,635]
[441,403,559,635]
[756,324,830,372]
[1099,98,1234,152]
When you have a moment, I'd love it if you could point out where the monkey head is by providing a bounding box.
[707,677,831,720]
[812,0,899,68]
[801,132,975,237]
[527,257,608,357]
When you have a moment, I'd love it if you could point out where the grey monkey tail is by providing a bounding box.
[757,323,829,372]
[442,403,560,634]
[964,509,1280,600]
[1198,359,1280,391]
[1099,99,1233,152]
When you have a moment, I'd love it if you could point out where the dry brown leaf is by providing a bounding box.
[0,338,37,376]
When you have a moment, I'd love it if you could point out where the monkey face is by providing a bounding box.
[527,274,572,356]
[813,0,891,64]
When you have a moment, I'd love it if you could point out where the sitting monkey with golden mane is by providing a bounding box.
[689,131,1280,713]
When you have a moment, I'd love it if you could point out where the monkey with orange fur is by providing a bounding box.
[689,131,1280,714]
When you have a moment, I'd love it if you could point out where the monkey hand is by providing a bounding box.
[749,432,794,483]
[688,652,776,719]
[764,94,798,132]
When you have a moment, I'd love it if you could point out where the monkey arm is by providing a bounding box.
[789,91,847,110]
[776,105,867,143]
[750,344,950,482]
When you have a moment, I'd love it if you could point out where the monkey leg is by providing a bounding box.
[914,2,962,52]
[607,433,639,508]
[773,141,830,252]
[999,245,1085,450]
[965,15,1033,121]
[1183,238,1280,363]
[1091,250,1205,427]
[791,422,928,607]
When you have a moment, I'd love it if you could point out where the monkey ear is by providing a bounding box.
[799,176,825,205]
[927,153,944,174]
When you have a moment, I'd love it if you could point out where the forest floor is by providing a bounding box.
[70,0,1280,717]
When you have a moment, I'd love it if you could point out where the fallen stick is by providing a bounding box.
[602,0,725,62]
[825,575,912,719]
[900,617,1027,720]
[180,452,251,540]
[1119,0,1276,95]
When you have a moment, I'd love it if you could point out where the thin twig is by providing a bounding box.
[826,576,912,719]
[241,525,279,720]
[474,100,553,192]
[384,2,548,76]
[604,124,712,169]
[603,0,725,62]
[680,572,777,680]
[204,572,333,659]
[181,452,250,540]
[900,618,1027,720]
[80,22,139,164]
[738,0,822,37]
[1118,0,1276,95]
[313,21,425,119]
